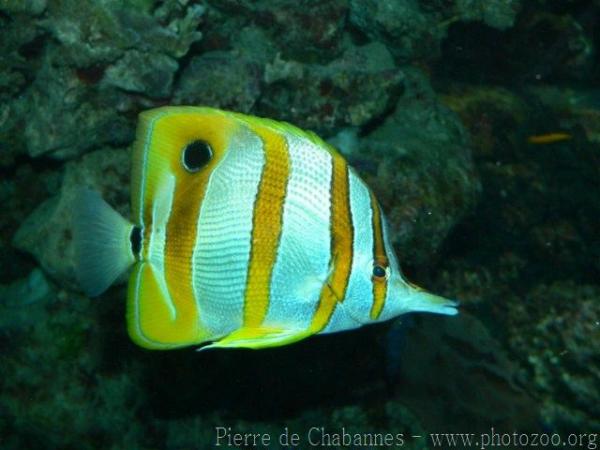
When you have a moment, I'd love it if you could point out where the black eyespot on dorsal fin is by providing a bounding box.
[182,140,213,172]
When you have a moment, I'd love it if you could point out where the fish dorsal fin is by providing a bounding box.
[236,113,345,160]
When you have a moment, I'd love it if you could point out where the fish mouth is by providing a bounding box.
[407,287,459,316]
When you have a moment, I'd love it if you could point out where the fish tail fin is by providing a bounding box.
[72,189,136,297]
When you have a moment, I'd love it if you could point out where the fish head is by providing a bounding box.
[381,252,459,321]
[342,213,458,327]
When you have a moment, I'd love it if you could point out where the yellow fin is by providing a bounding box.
[127,262,210,350]
[200,327,313,350]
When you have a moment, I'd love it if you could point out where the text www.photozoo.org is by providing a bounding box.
[214,426,599,449]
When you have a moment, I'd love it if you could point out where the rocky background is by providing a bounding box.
[1,0,598,449]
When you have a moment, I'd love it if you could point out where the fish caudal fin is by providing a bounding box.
[72,189,136,297]
[406,287,459,316]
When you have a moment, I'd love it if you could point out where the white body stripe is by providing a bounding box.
[378,213,402,320]
[138,111,168,225]
[323,169,373,333]
[264,134,333,330]
[147,173,176,318]
[192,127,264,336]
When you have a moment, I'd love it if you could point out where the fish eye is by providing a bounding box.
[372,264,387,279]
[182,140,213,172]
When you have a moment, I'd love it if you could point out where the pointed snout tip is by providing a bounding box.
[407,286,460,316]
[440,300,460,316]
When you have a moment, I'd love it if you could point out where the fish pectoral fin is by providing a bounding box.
[295,273,330,301]
[199,327,312,350]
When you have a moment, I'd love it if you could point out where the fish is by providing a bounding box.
[527,132,572,144]
[73,107,457,350]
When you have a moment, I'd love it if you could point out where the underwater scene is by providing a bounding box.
[1,0,599,449]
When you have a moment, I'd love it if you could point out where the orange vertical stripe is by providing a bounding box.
[243,124,290,328]
[310,155,354,333]
[369,191,388,320]
[162,114,234,343]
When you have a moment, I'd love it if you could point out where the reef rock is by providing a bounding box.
[351,68,480,266]
[393,312,539,431]
[258,41,405,136]
[204,0,348,62]
[349,0,521,62]
[2,0,204,160]
[24,63,133,159]
[507,282,600,432]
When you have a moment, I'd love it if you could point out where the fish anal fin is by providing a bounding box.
[200,327,312,350]
[127,262,209,350]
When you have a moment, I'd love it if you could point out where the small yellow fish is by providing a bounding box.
[527,132,572,144]
[74,107,457,350]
